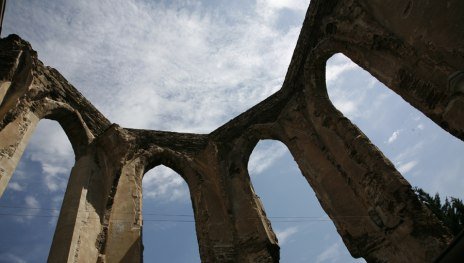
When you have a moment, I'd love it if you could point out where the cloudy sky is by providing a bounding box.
[0,0,463,262]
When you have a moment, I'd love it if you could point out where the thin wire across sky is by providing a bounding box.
[0,204,371,223]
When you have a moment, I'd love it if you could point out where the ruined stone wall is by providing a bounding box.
[0,0,462,262]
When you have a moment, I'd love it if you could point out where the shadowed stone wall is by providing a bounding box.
[1,0,462,262]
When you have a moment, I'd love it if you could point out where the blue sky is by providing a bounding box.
[0,0,463,262]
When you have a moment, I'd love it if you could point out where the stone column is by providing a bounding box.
[49,125,135,263]
[272,86,451,261]
[104,161,143,263]
[192,142,279,263]
[0,36,35,197]
[324,0,464,140]
[48,153,104,263]
[183,164,238,263]
[0,109,38,196]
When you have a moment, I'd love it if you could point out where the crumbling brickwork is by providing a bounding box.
[1,0,462,262]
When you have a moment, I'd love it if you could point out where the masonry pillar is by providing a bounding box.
[48,125,136,263]
[182,162,238,263]
[322,0,464,140]
[272,78,451,261]
[104,161,143,262]
[0,35,36,197]
[48,152,104,263]
[0,109,38,196]
[193,141,279,262]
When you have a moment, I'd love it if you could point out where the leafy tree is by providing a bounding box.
[413,187,464,236]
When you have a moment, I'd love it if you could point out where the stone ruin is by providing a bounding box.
[0,0,463,262]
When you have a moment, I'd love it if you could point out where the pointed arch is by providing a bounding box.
[102,147,202,262]
[0,98,93,197]
[325,52,464,207]
[35,98,94,158]
[0,119,75,261]
[247,139,358,262]
[275,44,452,261]
[142,165,200,262]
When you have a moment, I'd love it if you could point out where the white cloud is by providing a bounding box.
[4,0,304,201]
[1,1,461,263]
[46,195,64,226]
[325,54,378,119]
[142,166,189,202]
[7,182,24,191]
[248,141,288,175]
[315,242,343,263]
[433,159,464,199]
[257,0,308,21]
[275,226,298,245]
[0,253,27,263]
[397,160,418,174]
[264,0,309,11]
[5,0,303,133]
[26,120,73,192]
[42,164,69,192]
[25,196,40,209]
[387,130,401,144]
[18,195,41,221]
[394,142,424,162]
[326,55,358,84]
[29,121,73,159]
[315,240,366,263]
[333,100,357,116]
[4,121,73,195]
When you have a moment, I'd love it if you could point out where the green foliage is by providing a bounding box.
[414,187,464,236]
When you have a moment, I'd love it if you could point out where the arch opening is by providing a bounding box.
[0,119,74,262]
[325,53,464,201]
[40,102,92,158]
[142,165,200,262]
[247,140,365,262]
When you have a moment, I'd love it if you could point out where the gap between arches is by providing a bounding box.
[325,53,464,200]
[0,119,74,262]
[142,165,200,263]
[247,139,365,263]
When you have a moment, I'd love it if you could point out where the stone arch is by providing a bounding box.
[141,165,200,262]
[215,133,280,262]
[0,98,99,262]
[0,119,75,261]
[101,147,203,262]
[1,1,462,261]
[324,52,464,195]
[315,31,464,140]
[247,139,356,261]
[142,150,189,182]
[141,149,223,262]
[0,100,92,195]
[0,83,102,261]
[35,98,94,158]
[0,105,99,262]
[296,0,463,140]
[274,43,452,261]
[45,124,125,263]
[237,126,377,260]
[0,83,95,196]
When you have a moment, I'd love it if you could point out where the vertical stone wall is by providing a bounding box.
[1,0,463,262]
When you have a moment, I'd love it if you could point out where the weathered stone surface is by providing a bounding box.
[1,0,463,262]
